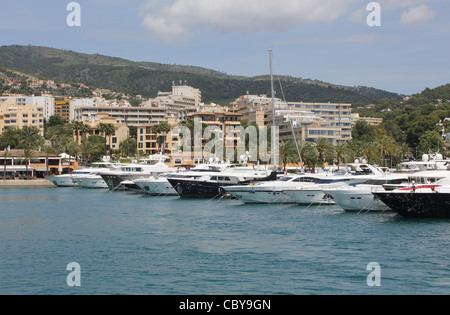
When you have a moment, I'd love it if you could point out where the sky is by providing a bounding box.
[0,0,449,96]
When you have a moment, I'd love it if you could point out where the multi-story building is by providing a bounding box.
[69,96,107,121]
[0,101,45,135]
[74,106,168,126]
[287,102,353,143]
[0,149,74,179]
[0,94,55,119]
[137,117,178,156]
[351,113,383,126]
[232,94,353,144]
[147,85,202,120]
[230,94,286,127]
[55,99,71,124]
[73,113,130,152]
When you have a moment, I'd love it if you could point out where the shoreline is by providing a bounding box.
[0,180,56,187]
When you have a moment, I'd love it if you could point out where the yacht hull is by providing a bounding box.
[45,176,77,187]
[224,187,295,204]
[327,189,391,212]
[373,192,450,218]
[73,176,108,189]
[283,189,335,205]
[134,179,178,196]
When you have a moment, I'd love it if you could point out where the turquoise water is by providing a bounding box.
[0,187,449,295]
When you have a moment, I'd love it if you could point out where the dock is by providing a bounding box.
[0,180,56,187]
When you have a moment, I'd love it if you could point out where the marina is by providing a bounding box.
[0,185,449,295]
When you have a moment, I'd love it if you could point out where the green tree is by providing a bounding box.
[41,145,58,176]
[152,121,171,153]
[22,148,35,180]
[0,127,22,149]
[20,126,43,150]
[98,123,116,155]
[79,141,97,166]
[377,136,396,167]
[362,142,378,165]
[2,149,10,180]
[315,137,334,166]
[279,140,298,171]
[418,130,445,154]
[334,143,347,169]
[71,121,84,144]
[119,137,137,157]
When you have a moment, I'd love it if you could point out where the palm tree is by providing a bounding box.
[296,140,319,172]
[152,122,171,153]
[79,141,97,166]
[279,140,299,172]
[71,121,84,144]
[334,143,347,170]
[98,123,116,156]
[23,148,35,180]
[67,141,80,169]
[362,142,378,165]
[21,126,42,150]
[2,149,10,180]
[378,136,396,167]
[315,137,334,166]
[42,145,58,176]
[80,123,92,143]
[397,143,413,162]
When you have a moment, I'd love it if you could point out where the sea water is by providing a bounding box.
[0,187,449,295]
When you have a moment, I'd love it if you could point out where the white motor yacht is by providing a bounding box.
[282,163,385,206]
[133,174,179,196]
[45,162,118,187]
[166,164,276,199]
[324,174,409,212]
[100,162,177,190]
[133,162,233,196]
[223,174,324,204]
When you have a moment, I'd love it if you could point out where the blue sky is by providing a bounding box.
[0,0,449,96]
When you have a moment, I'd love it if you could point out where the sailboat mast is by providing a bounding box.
[269,50,277,167]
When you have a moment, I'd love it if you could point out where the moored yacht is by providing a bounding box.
[223,174,324,204]
[100,162,176,190]
[133,174,179,196]
[282,163,385,205]
[73,174,109,189]
[373,177,450,218]
[167,165,277,199]
[325,174,409,212]
[382,170,450,191]
[45,162,118,187]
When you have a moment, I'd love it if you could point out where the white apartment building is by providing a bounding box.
[69,97,108,121]
[150,85,202,119]
[0,94,55,119]
[74,106,168,126]
[232,94,353,144]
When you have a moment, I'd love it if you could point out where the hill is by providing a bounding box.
[0,45,402,104]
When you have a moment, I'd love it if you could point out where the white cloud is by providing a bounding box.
[140,0,358,44]
[347,0,436,24]
[400,5,438,25]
